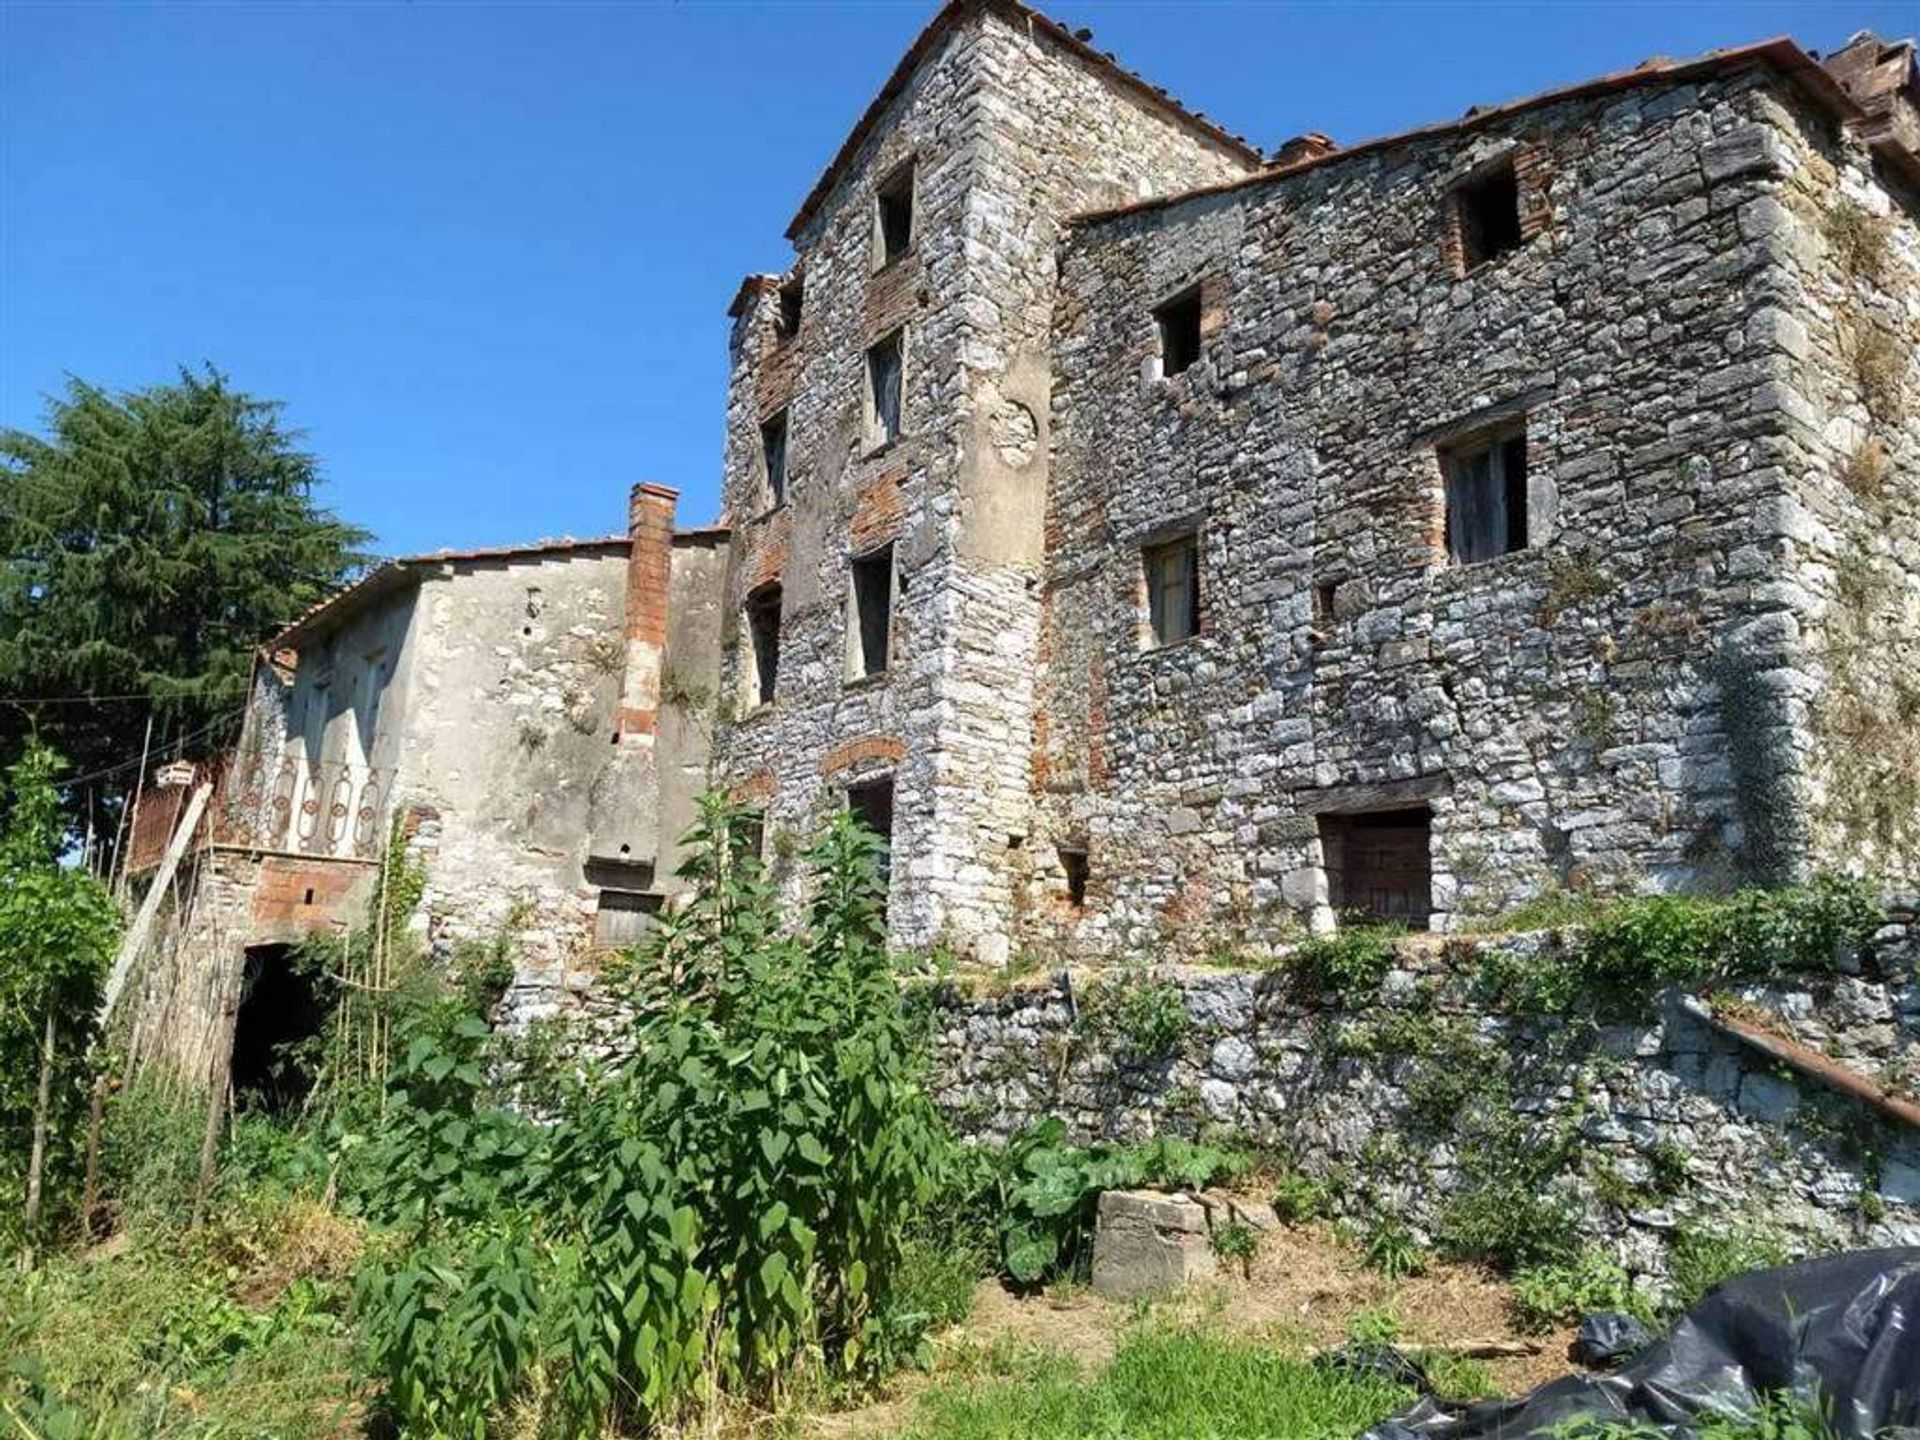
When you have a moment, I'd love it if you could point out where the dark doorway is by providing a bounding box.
[229,944,326,1115]
[1318,807,1433,927]
[846,776,895,907]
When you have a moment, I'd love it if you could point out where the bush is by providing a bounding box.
[1359,1219,1426,1281]
[1510,1249,1644,1333]
[1084,968,1191,1059]
[1291,926,1401,1004]
[1474,875,1883,1020]
[1271,1169,1329,1225]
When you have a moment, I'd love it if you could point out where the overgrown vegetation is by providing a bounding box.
[1472,874,1881,1020]
[969,1120,1248,1287]
[0,741,120,1265]
[1288,924,1401,1004]
[902,1326,1414,1440]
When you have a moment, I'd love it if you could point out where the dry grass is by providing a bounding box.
[808,1211,1575,1438]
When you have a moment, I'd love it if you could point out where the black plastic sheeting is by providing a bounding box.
[1361,1248,1920,1439]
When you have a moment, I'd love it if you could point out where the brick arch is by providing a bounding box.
[819,734,905,779]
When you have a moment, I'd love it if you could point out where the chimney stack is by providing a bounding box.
[1271,132,1339,168]
[616,483,678,747]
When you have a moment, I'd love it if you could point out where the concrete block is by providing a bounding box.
[1091,1189,1217,1300]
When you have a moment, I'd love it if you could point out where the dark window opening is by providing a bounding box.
[745,585,782,707]
[595,889,661,950]
[735,809,766,866]
[867,329,903,445]
[302,886,315,905]
[846,776,895,904]
[1154,287,1203,377]
[1442,427,1529,564]
[1318,808,1433,928]
[229,944,326,1117]
[851,545,894,678]
[876,161,915,265]
[760,410,789,507]
[1059,846,1089,909]
[1313,579,1341,626]
[776,275,804,339]
[1144,532,1201,647]
[1456,162,1523,269]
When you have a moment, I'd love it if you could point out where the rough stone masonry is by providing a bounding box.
[714,4,1920,973]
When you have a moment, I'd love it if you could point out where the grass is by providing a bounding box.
[0,1190,366,1438]
[900,1327,1413,1440]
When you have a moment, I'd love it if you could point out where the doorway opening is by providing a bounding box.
[1317,807,1433,927]
[229,944,326,1116]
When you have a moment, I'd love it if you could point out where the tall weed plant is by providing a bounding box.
[356,796,948,1435]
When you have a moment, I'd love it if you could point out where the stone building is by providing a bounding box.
[123,5,1919,1068]
[122,486,724,1086]
[712,5,1919,964]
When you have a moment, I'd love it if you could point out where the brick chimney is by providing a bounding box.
[1271,132,1339,168]
[616,483,677,747]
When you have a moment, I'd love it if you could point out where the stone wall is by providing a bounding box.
[1763,91,1920,883]
[710,1,1256,964]
[1029,61,1919,962]
[929,907,1920,1279]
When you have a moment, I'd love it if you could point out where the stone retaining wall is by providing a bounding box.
[928,905,1920,1278]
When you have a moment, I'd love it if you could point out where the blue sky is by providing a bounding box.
[4,0,1908,559]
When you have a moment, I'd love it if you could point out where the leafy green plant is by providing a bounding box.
[1510,1249,1645,1333]
[1271,1168,1329,1225]
[1211,1219,1258,1273]
[1290,926,1401,1004]
[1084,968,1191,1060]
[1667,1225,1787,1315]
[984,1122,1249,1288]
[356,797,951,1434]
[1346,1304,1401,1346]
[1472,875,1882,1020]
[1359,1219,1426,1282]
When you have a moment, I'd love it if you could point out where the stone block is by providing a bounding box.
[1091,1190,1217,1300]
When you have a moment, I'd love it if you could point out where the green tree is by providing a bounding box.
[0,741,120,1260]
[0,366,370,825]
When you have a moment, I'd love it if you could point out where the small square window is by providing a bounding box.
[760,410,788,507]
[1455,162,1522,270]
[849,545,894,679]
[867,329,904,446]
[776,275,804,340]
[744,584,781,707]
[876,161,915,266]
[1442,426,1529,564]
[1154,287,1203,377]
[1143,532,1201,647]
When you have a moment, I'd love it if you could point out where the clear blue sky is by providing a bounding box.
[4,1,1908,559]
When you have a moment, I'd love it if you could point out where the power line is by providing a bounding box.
[46,702,253,791]
[4,684,252,706]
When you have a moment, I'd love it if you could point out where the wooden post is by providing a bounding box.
[98,781,213,1031]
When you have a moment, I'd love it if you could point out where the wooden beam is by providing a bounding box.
[98,782,212,1029]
